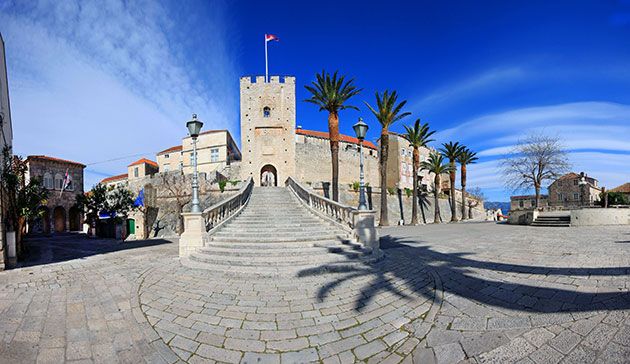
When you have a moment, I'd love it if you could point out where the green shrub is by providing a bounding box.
[404,188,412,198]
[352,181,360,192]
[218,180,227,193]
[603,191,630,205]
[387,187,396,195]
[229,180,239,186]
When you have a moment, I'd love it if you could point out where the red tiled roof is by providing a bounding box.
[610,182,630,193]
[556,172,581,180]
[296,129,378,150]
[157,145,182,155]
[26,155,85,167]
[100,173,127,184]
[128,158,158,167]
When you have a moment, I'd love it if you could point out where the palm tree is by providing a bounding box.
[403,119,435,225]
[457,148,478,220]
[420,152,452,223]
[305,71,362,202]
[365,90,411,226]
[439,141,465,222]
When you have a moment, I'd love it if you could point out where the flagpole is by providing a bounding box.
[264,35,269,83]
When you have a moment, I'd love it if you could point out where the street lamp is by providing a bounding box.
[187,114,204,213]
[353,118,369,210]
[578,172,587,208]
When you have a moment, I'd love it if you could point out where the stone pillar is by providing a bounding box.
[351,210,381,257]
[179,212,205,257]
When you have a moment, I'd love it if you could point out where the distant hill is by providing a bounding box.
[484,201,510,213]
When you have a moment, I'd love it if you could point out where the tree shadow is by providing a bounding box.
[299,234,630,314]
[16,233,175,268]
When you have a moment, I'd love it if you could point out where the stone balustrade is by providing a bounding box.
[204,177,254,232]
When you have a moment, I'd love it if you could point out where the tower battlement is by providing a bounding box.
[240,76,295,84]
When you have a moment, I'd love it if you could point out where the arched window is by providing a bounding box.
[43,173,53,189]
[263,106,271,118]
[54,173,63,190]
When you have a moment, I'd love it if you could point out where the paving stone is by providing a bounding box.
[529,344,563,364]
[280,348,319,363]
[548,330,581,354]
[196,344,242,363]
[242,352,281,364]
[523,328,555,348]
[433,342,465,364]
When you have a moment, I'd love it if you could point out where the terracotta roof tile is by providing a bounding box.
[157,145,182,155]
[128,158,158,168]
[100,173,127,184]
[610,182,630,193]
[296,128,378,150]
[26,155,85,167]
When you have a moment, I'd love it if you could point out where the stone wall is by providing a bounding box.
[309,184,485,224]
[120,171,240,239]
[295,138,380,187]
[570,208,630,226]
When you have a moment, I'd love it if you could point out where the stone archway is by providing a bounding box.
[260,164,278,187]
[69,206,81,232]
[53,206,66,233]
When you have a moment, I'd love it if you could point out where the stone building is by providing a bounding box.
[609,183,630,202]
[128,158,158,180]
[156,130,241,176]
[548,172,602,207]
[239,76,296,186]
[1,32,14,269]
[510,195,549,211]
[295,128,380,187]
[384,132,433,191]
[25,156,85,233]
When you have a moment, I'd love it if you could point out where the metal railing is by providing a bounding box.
[204,177,254,232]
[286,177,355,229]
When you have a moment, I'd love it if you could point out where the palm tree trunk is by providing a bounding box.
[450,160,457,222]
[434,175,441,223]
[328,112,340,202]
[379,131,389,226]
[410,148,419,225]
[461,164,467,220]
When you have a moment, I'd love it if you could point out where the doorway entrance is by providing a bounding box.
[53,206,66,233]
[260,164,278,186]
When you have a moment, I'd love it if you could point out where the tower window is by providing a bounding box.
[263,106,271,117]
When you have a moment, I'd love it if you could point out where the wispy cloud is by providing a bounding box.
[412,67,526,111]
[0,0,238,187]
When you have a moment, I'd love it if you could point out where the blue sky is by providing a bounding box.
[1,0,629,201]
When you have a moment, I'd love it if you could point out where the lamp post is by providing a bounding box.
[578,173,587,208]
[186,114,204,213]
[353,118,369,210]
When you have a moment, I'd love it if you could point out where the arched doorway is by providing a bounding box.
[53,206,66,233]
[260,164,278,186]
[32,206,50,234]
[69,206,81,232]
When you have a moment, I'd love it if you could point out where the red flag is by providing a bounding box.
[265,34,279,42]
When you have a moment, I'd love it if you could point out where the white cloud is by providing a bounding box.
[0,0,238,188]
[412,67,526,111]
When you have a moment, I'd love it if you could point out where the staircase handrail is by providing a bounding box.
[285,176,355,229]
[203,177,254,232]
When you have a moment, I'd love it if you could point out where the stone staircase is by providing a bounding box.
[531,212,571,227]
[184,186,379,277]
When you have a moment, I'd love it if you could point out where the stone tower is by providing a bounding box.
[240,75,296,186]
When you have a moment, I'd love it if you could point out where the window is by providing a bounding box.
[43,173,53,189]
[531,200,536,206]
[164,154,169,159]
[179,162,183,171]
[519,200,524,208]
[263,106,271,117]
[573,193,579,201]
[54,173,63,189]
[558,181,563,186]
[210,148,220,162]
[557,192,562,201]
[573,179,578,186]
[401,149,406,156]
[134,167,139,178]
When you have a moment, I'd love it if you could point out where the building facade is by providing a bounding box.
[510,195,549,211]
[548,172,601,207]
[128,158,159,180]
[156,130,241,177]
[385,132,433,191]
[1,32,14,269]
[25,156,85,233]
[609,183,630,201]
[239,76,296,186]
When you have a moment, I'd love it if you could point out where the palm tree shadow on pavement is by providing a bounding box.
[298,235,630,313]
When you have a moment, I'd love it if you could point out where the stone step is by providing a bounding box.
[189,250,369,267]
[209,234,347,243]
[205,239,360,250]
[197,244,369,257]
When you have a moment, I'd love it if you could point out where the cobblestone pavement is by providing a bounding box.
[1,224,629,363]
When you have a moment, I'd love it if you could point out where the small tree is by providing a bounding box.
[501,133,570,208]
[466,187,485,219]
[1,148,48,257]
[74,184,108,235]
[403,119,435,225]
[457,148,478,220]
[106,184,136,224]
[439,141,465,222]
